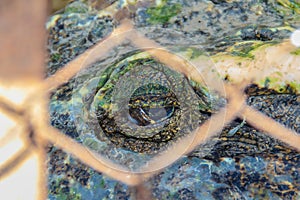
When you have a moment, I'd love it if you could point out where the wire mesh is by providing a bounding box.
[0,0,299,199]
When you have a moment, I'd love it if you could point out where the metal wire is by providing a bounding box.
[0,1,299,200]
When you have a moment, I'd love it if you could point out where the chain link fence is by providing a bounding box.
[0,0,299,199]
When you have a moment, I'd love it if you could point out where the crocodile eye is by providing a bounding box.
[71,50,223,170]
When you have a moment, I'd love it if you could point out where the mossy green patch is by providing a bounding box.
[287,81,300,93]
[185,47,207,60]
[99,179,106,188]
[64,5,88,14]
[147,0,181,24]
[259,76,300,93]
[51,53,61,62]
[229,41,266,59]
[277,0,300,14]
[291,48,300,55]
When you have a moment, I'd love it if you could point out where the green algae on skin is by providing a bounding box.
[259,77,300,94]
[51,53,62,62]
[291,47,300,55]
[277,0,300,14]
[208,40,300,94]
[228,41,266,59]
[146,0,181,24]
[183,47,207,60]
[64,1,89,14]
[227,41,278,59]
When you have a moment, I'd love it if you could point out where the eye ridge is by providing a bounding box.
[78,53,213,154]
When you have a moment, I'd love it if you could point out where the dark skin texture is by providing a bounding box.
[47,1,300,199]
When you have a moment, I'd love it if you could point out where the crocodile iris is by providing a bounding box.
[128,83,179,126]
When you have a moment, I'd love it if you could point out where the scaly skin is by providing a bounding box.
[47,0,300,199]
